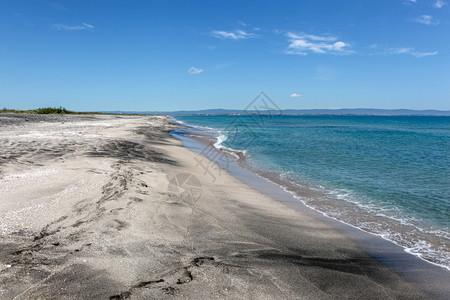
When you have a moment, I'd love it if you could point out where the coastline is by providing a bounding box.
[0,114,447,299]
[171,116,450,271]
[170,119,450,298]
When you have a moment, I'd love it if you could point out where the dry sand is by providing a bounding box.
[0,114,436,299]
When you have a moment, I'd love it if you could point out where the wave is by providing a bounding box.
[172,117,247,160]
[213,131,226,149]
[249,168,450,271]
[170,117,215,131]
[170,117,450,271]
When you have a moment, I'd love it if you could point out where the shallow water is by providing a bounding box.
[173,115,450,270]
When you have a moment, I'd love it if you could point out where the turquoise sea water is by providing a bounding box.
[173,115,450,269]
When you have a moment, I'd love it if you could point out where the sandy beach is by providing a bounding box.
[0,114,442,299]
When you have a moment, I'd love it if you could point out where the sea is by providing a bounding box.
[171,115,449,270]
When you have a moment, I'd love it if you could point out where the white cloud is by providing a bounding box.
[52,23,95,31]
[285,32,353,55]
[211,29,256,40]
[389,47,437,57]
[415,15,440,25]
[289,93,302,98]
[434,0,447,8]
[82,22,94,29]
[188,67,204,75]
[286,32,337,42]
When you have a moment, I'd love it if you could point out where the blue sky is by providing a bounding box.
[1,0,449,111]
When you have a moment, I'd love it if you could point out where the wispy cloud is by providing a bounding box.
[287,32,337,42]
[285,32,353,55]
[434,0,447,8]
[52,22,95,31]
[415,15,440,25]
[211,29,257,40]
[404,0,417,4]
[82,22,94,29]
[188,67,204,75]
[289,93,302,98]
[389,47,437,57]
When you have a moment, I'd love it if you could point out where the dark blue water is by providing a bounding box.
[173,115,450,269]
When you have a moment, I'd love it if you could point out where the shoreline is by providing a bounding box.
[170,121,450,298]
[0,114,448,299]
[171,116,450,271]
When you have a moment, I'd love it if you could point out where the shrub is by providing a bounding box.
[34,107,76,114]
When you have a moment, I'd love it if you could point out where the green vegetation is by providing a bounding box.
[1,106,75,114]
[34,107,76,114]
[1,108,18,113]
[0,107,151,116]
[1,107,86,114]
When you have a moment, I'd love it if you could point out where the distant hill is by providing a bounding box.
[101,108,450,116]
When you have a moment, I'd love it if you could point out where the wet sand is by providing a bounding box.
[0,114,441,299]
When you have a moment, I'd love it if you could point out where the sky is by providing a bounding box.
[0,0,449,111]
